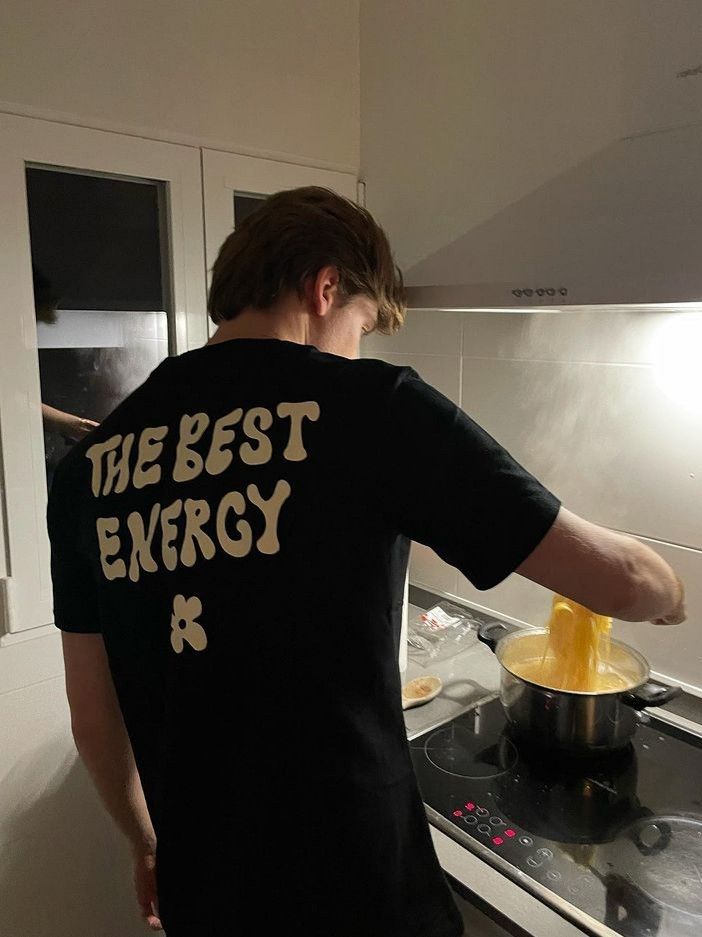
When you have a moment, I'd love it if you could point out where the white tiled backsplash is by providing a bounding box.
[364,309,702,694]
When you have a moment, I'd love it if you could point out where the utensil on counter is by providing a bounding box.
[402,675,442,710]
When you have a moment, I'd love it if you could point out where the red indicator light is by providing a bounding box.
[505,829,516,838]
[465,802,475,811]
[453,810,463,817]
[492,836,504,846]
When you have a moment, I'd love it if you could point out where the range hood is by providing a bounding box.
[405,122,702,312]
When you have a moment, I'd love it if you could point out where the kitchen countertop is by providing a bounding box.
[402,603,501,740]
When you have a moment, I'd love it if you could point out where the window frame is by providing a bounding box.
[0,113,207,643]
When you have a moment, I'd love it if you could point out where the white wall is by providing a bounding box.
[363,309,702,694]
[361,0,702,270]
[0,0,360,170]
[360,0,702,692]
[0,4,360,933]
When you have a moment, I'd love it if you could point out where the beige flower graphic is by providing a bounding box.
[170,594,208,654]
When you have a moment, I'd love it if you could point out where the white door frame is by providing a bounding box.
[0,112,207,642]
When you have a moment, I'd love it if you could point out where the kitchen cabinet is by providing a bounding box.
[0,113,206,645]
[452,890,514,936]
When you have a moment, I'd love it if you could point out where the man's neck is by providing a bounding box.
[206,304,311,347]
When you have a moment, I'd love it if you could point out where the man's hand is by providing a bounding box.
[651,576,687,626]
[133,848,162,931]
[41,402,99,440]
[66,413,100,440]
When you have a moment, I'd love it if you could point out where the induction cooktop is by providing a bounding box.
[409,695,702,937]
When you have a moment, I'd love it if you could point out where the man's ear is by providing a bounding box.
[307,266,341,318]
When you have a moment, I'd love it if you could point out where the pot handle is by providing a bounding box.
[477,620,517,654]
[621,681,681,711]
[628,817,673,856]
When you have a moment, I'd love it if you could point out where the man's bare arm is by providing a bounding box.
[517,507,686,624]
[62,632,154,850]
[62,632,161,929]
[42,403,99,440]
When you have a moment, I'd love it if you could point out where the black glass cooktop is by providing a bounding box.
[409,696,702,937]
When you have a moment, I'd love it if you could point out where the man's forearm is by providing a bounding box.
[42,402,68,435]
[73,716,155,856]
[517,508,685,624]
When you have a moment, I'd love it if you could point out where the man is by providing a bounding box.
[49,187,685,937]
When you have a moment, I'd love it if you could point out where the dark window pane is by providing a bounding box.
[233,193,266,227]
[38,335,165,483]
[26,167,166,311]
[27,166,171,490]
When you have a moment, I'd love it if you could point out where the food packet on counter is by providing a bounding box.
[407,601,480,664]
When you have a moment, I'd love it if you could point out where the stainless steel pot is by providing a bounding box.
[478,621,681,755]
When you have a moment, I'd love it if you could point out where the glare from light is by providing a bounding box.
[653,314,702,411]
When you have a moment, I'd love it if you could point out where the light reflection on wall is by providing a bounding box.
[653,313,702,412]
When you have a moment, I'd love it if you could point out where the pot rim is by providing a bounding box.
[495,627,650,696]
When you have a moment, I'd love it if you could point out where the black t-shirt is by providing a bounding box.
[48,339,559,937]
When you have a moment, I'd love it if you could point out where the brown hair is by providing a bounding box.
[207,186,405,334]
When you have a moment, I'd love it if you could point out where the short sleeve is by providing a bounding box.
[47,457,101,633]
[377,369,560,590]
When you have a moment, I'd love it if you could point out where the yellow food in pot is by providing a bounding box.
[507,596,630,692]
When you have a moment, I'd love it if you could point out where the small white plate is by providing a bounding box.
[402,675,443,710]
